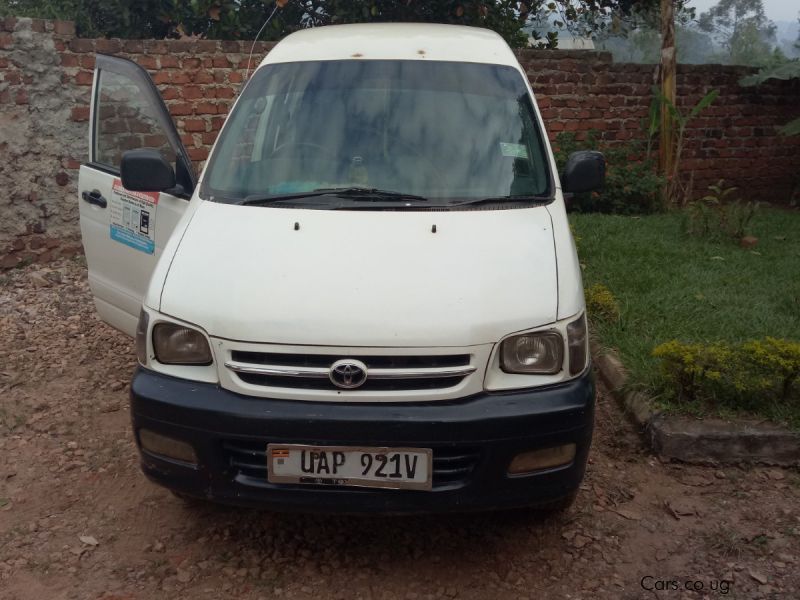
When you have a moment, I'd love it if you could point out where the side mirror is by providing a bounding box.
[561,150,605,194]
[121,148,176,192]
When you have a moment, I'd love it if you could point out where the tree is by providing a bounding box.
[796,14,799,52]
[659,0,676,178]
[0,0,664,47]
[698,0,778,66]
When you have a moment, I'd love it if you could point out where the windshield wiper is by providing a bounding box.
[450,194,553,207]
[236,187,428,206]
[315,187,428,202]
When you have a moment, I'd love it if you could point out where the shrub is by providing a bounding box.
[742,338,800,401]
[585,283,620,322]
[652,337,800,412]
[553,131,665,215]
[685,179,759,241]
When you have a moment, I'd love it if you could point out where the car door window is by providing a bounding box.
[95,70,177,171]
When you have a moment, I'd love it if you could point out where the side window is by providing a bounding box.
[94,70,177,171]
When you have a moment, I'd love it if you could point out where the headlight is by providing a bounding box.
[500,331,563,374]
[152,323,213,365]
[135,309,149,365]
[567,313,588,375]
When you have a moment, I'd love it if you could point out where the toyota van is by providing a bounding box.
[78,23,604,513]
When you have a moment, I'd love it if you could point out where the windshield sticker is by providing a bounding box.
[108,178,158,254]
[500,142,528,159]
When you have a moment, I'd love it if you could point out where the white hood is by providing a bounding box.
[159,202,558,347]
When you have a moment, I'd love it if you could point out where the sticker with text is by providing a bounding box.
[108,178,158,254]
[499,142,528,159]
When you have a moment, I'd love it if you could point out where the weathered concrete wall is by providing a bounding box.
[1,16,799,265]
[0,17,273,266]
[0,18,88,261]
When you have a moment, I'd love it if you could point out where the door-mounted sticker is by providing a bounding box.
[108,178,158,254]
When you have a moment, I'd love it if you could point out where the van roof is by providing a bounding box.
[260,23,520,68]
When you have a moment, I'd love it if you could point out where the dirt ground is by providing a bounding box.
[1,258,799,600]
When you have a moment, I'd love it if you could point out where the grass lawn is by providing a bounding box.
[570,208,800,426]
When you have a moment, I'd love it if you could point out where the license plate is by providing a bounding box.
[267,444,433,491]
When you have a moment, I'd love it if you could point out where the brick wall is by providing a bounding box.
[1,16,799,260]
[517,51,800,199]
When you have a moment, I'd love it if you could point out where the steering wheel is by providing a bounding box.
[349,126,440,181]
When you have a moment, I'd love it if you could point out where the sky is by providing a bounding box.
[687,0,800,22]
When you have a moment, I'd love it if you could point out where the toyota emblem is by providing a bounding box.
[329,359,368,389]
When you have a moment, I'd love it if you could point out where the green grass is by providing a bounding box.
[571,208,800,424]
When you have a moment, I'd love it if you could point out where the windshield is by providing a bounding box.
[202,60,552,206]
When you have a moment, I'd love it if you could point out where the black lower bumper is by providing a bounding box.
[130,367,595,514]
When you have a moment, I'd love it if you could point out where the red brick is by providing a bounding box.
[75,70,94,86]
[152,71,171,85]
[182,86,204,99]
[79,54,95,69]
[169,103,194,116]
[53,20,75,36]
[216,87,235,99]
[71,105,90,122]
[201,132,218,145]
[182,58,202,69]
[221,41,241,53]
[0,32,12,49]
[182,119,208,133]
[69,38,94,53]
[143,134,169,147]
[14,88,28,105]
[147,41,167,55]
[228,71,243,84]
[123,40,144,53]
[171,72,191,84]
[193,71,214,84]
[196,40,218,53]
[159,55,179,68]
[3,16,17,31]
[160,87,180,101]
[30,19,45,33]
[195,102,218,115]
[95,39,121,53]
[212,57,231,68]
[136,56,158,70]
[188,146,209,161]
[169,40,194,53]
[60,54,79,67]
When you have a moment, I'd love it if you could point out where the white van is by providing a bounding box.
[79,23,604,512]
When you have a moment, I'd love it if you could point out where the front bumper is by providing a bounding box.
[130,367,595,513]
